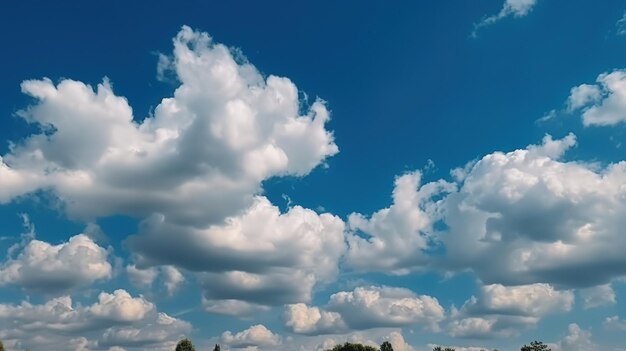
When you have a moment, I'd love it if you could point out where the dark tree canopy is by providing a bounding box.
[520,341,551,351]
[380,341,393,351]
[213,344,221,351]
[0,340,4,351]
[175,338,196,351]
[326,342,379,351]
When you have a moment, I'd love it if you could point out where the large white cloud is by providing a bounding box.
[285,286,444,335]
[440,134,626,288]
[0,289,190,351]
[0,233,112,293]
[0,25,337,226]
[567,69,626,126]
[448,283,573,338]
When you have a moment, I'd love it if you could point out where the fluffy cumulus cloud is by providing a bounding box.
[0,289,190,351]
[440,134,626,288]
[473,0,538,36]
[0,25,337,225]
[555,323,596,351]
[448,283,573,338]
[221,324,281,349]
[130,196,345,311]
[284,303,347,335]
[346,171,455,274]
[285,286,444,335]
[567,69,626,126]
[0,233,112,293]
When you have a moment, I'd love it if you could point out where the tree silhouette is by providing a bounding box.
[326,342,378,351]
[381,341,393,351]
[213,344,221,351]
[520,341,551,351]
[175,338,196,351]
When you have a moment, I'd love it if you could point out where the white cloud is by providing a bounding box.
[0,233,112,293]
[161,266,184,295]
[202,299,270,317]
[126,265,185,296]
[221,324,281,348]
[98,312,191,349]
[0,290,189,351]
[440,134,626,288]
[88,290,154,323]
[603,315,626,331]
[346,171,455,274]
[126,265,158,288]
[130,196,345,311]
[567,84,602,112]
[448,283,573,338]
[567,69,626,126]
[474,0,538,36]
[328,286,445,331]
[284,303,347,335]
[557,323,596,351]
[384,331,415,351]
[0,25,337,226]
[617,12,626,36]
[285,286,444,335]
[579,284,616,309]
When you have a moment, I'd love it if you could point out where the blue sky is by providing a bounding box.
[1,1,626,350]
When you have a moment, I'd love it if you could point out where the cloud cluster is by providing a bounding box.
[0,26,343,310]
[345,134,626,290]
[0,234,112,293]
[285,286,444,335]
[448,283,573,338]
[0,289,190,351]
[0,26,337,226]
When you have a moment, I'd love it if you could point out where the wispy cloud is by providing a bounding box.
[473,0,538,37]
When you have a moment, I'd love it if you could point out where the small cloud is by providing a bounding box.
[473,0,538,37]
[617,12,626,36]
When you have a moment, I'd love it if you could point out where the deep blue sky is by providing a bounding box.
[1,1,626,351]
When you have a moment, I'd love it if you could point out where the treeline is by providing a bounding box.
[173,339,552,351]
[0,338,551,351]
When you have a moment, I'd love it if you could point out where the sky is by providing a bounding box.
[1,0,626,350]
